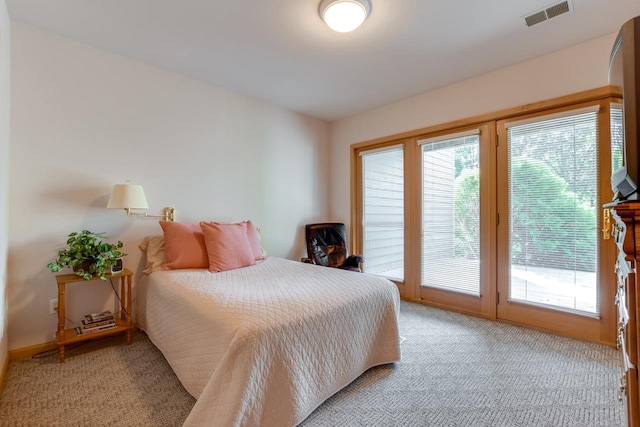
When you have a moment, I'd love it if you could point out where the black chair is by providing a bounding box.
[302,223,363,272]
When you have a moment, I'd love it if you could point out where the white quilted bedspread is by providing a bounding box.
[137,257,401,427]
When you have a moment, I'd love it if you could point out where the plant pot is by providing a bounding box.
[73,261,93,273]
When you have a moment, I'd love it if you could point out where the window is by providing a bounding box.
[353,88,619,343]
[611,104,624,171]
[420,131,481,295]
[506,108,599,314]
[361,146,404,280]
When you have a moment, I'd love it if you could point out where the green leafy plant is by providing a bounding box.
[46,230,126,280]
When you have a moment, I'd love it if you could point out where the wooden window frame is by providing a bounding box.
[350,86,621,345]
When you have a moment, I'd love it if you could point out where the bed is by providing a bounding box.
[136,255,401,426]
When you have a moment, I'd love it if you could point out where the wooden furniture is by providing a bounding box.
[55,268,135,363]
[610,202,640,426]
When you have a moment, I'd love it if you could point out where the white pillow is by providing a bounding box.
[139,235,167,274]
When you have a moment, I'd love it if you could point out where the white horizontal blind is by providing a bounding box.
[611,105,624,172]
[420,132,480,295]
[362,146,404,280]
[507,110,599,315]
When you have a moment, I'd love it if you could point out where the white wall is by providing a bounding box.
[8,23,329,351]
[328,33,617,225]
[0,0,10,369]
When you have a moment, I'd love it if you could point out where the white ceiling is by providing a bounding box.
[6,0,640,122]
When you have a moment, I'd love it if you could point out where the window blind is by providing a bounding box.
[362,146,404,280]
[611,105,624,172]
[420,133,481,296]
[507,110,599,315]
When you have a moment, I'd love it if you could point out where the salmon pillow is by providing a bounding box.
[200,221,256,272]
[159,221,209,270]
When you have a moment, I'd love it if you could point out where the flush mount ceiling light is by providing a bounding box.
[319,0,372,33]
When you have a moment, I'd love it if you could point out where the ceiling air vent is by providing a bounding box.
[523,0,572,27]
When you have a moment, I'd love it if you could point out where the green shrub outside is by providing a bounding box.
[453,158,596,272]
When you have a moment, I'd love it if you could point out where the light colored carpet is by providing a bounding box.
[0,301,624,427]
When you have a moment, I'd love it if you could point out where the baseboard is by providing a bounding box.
[0,351,8,393]
[8,340,57,361]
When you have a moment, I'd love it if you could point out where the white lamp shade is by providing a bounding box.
[320,0,371,33]
[107,182,149,210]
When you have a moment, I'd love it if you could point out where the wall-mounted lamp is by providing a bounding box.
[107,181,176,222]
[319,0,371,33]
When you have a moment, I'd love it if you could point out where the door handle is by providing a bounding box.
[603,208,611,240]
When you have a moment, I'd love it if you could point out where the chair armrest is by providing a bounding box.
[301,257,315,264]
[344,255,364,268]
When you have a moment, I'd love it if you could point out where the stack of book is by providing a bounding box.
[74,311,117,336]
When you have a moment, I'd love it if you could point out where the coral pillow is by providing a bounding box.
[159,221,209,270]
[200,221,256,272]
[245,220,265,261]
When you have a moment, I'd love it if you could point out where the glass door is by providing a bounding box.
[418,124,494,317]
[496,104,614,341]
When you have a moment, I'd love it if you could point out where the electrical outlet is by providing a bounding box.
[49,298,58,315]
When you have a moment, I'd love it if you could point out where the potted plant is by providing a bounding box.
[46,230,126,281]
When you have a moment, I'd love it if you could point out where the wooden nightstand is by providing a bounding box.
[55,268,135,363]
